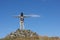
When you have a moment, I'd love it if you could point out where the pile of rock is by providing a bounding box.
[7,29,38,38]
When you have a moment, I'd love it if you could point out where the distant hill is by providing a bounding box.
[1,29,60,40]
[0,38,3,40]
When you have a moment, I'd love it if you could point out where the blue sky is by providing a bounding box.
[0,0,60,38]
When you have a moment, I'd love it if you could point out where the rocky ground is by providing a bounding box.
[1,29,60,40]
